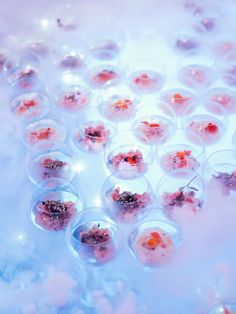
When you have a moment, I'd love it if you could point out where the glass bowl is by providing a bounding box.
[132,113,176,146]
[158,170,204,221]
[67,207,121,265]
[207,150,236,196]
[177,56,216,90]
[202,87,236,115]
[99,86,140,122]
[182,104,227,145]
[129,213,181,267]
[10,92,51,122]
[127,56,165,94]
[159,88,197,117]
[159,128,204,175]
[105,130,153,178]
[26,140,76,184]
[102,174,154,224]
[31,178,83,232]
[73,107,116,154]
[54,83,91,112]
[85,64,123,89]
[23,114,66,146]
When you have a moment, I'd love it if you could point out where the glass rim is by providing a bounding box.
[207,149,236,173]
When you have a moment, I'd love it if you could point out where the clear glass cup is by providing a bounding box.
[26,140,76,184]
[129,212,181,267]
[209,301,236,314]
[178,56,216,91]
[67,207,121,266]
[85,24,125,61]
[158,170,204,221]
[0,47,8,73]
[85,64,123,89]
[73,107,116,154]
[24,114,66,146]
[159,128,205,175]
[207,150,236,196]
[31,178,83,232]
[159,88,198,117]
[127,56,165,94]
[102,174,154,224]
[105,129,153,179]
[132,112,176,146]
[99,85,141,122]
[3,52,43,91]
[52,36,87,73]
[202,87,236,115]
[10,92,51,122]
[182,104,227,145]
[54,83,91,112]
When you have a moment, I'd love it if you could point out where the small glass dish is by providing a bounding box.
[132,113,176,146]
[31,178,82,231]
[53,37,87,72]
[105,130,153,178]
[85,64,123,89]
[159,128,204,174]
[159,88,197,117]
[127,57,165,94]
[207,150,236,196]
[10,92,51,122]
[178,57,216,90]
[3,52,43,91]
[54,84,91,112]
[67,207,121,265]
[99,86,140,122]
[74,107,116,154]
[129,213,181,267]
[24,114,66,145]
[102,174,153,223]
[221,62,236,87]
[26,140,75,184]
[86,25,125,60]
[158,170,204,221]
[182,105,227,145]
[202,87,236,115]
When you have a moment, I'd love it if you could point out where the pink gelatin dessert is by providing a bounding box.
[35,200,76,231]
[26,127,61,145]
[161,150,200,172]
[76,123,110,152]
[179,65,214,89]
[108,187,152,222]
[78,224,115,264]
[102,96,137,121]
[108,150,147,176]
[133,228,174,266]
[56,88,90,111]
[189,120,222,144]
[134,120,169,145]
[87,66,122,88]
[129,71,164,93]
[205,89,236,115]
[10,67,38,89]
